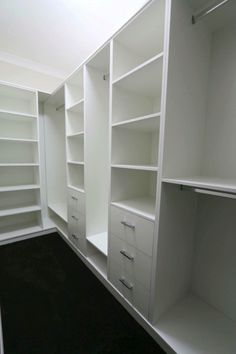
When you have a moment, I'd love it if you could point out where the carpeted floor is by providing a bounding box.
[0,233,165,354]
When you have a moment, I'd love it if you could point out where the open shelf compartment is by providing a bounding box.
[112,115,159,168]
[0,83,37,116]
[111,168,157,220]
[0,111,38,140]
[65,69,84,109]
[112,0,165,80]
[154,182,236,354]
[112,55,163,124]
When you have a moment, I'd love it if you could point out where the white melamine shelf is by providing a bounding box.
[163,176,236,194]
[113,53,163,85]
[67,99,84,113]
[67,131,84,138]
[48,203,68,222]
[0,163,39,167]
[88,254,107,279]
[112,53,163,97]
[0,184,40,192]
[0,205,41,217]
[67,185,85,193]
[0,137,38,143]
[112,113,160,130]
[111,164,158,172]
[111,196,156,221]
[0,225,43,241]
[156,295,236,354]
[67,161,84,166]
[0,109,37,119]
[87,232,108,256]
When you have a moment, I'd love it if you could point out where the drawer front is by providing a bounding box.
[110,206,154,256]
[68,188,85,216]
[109,260,149,318]
[110,234,152,290]
[68,214,86,254]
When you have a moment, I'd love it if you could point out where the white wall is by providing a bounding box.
[0,0,150,92]
[0,60,62,93]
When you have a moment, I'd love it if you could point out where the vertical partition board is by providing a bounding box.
[84,65,110,237]
[44,99,67,208]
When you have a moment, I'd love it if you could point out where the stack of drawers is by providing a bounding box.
[68,188,86,254]
[109,206,154,318]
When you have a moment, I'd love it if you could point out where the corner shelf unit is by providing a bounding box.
[0,82,42,238]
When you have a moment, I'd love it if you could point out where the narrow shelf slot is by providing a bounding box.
[68,164,84,192]
[87,232,108,256]
[65,69,84,109]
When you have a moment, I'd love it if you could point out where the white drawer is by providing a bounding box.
[68,188,85,216]
[68,214,86,254]
[110,234,152,290]
[109,260,149,318]
[110,206,154,256]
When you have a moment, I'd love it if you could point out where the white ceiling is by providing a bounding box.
[0,0,149,79]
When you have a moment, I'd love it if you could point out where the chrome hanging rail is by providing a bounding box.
[192,0,230,24]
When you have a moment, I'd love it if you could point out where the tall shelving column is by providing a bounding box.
[0,82,43,239]
[65,69,86,253]
[84,44,110,277]
[108,0,166,318]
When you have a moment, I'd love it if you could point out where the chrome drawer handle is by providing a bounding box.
[120,249,134,261]
[119,278,133,290]
[121,221,135,229]
[71,196,78,201]
[72,215,78,221]
[72,234,79,240]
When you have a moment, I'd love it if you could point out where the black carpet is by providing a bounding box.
[0,233,165,354]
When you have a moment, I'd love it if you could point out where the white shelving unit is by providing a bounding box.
[0,82,42,238]
[2,1,236,353]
